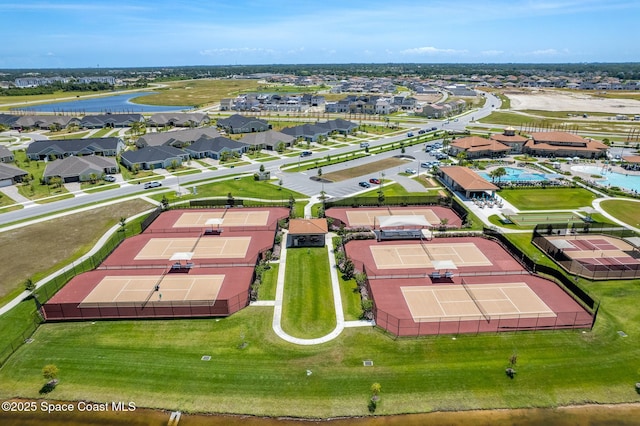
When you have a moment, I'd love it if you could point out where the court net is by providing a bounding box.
[141,271,167,309]
[461,277,490,322]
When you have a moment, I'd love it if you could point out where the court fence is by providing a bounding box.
[373,309,595,338]
[531,223,640,280]
[0,303,42,367]
[324,194,447,209]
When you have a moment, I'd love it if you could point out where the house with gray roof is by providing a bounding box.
[120,146,189,171]
[80,114,144,129]
[147,113,211,128]
[0,146,15,163]
[239,130,295,151]
[13,115,80,130]
[184,136,249,160]
[0,114,19,128]
[0,163,28,187]
[43,156,118,183]
[135,128,221,148]
[216,114,271,134]
[315,119,358,135]
[26,137,125,160]
[281,123,330,142]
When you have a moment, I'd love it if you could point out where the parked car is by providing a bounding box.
[103,175,116,182]
[300,151,312,157]
[358,181,371,188]
[418,130,425,134]
[144,181,162,189]
[420,162,431,168]
[360,142,370,148]
[369,178,381,184]
[405,168,417,174]
[431,126,438,131]
[407,132,414,137]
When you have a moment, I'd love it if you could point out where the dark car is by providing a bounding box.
[358,181,371,188]
[300,151,312,157]
[418,130,426,134]
[431,126,438,131]
[369,178,381,184]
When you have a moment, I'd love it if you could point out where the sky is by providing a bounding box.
[1,0,639,69]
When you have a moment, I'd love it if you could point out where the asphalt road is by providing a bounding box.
[0,92,501,226]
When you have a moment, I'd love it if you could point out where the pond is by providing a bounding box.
[571,165,640,192]
[14,92,193,113]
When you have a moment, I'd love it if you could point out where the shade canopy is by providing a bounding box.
[431,260,457,270]
[170,252,194,261]
[377,215,430,228]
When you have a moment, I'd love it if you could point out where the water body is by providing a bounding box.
[571,165,640,192]
[15,92,193,113]
[479,167,548,182]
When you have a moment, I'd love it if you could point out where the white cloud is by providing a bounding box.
[400,46,467,55]
[199,47,276,56]
[481,50,504,56]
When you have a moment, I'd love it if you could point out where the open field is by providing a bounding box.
[599,199,640,228]
[498,188,599,210]
[131,79,260,107]
[507,89,640,114]
[0,199,153,304]
[322,158,408,182]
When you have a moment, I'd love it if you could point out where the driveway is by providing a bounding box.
[0,185,31,205]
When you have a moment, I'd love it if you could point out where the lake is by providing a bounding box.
[15,92,193,113]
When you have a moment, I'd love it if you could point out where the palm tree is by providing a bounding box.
[490,167,507,183]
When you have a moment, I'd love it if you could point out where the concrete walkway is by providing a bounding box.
[268,230,373,345]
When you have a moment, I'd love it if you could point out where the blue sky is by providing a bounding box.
[1,0,639,68]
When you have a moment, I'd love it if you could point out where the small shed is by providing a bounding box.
[287,219,328,248]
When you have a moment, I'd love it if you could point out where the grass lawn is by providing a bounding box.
[257,264,278,301]
[11,150,71,200]
[321,158,408,182]
[0,199,154,304]
[132,79,259,107]
[599,199,640,228]
[498,188,599,210]
[281,247,336,338]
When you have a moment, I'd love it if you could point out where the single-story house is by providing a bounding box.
[0,145,15,163]
[216,114,271,134]
[26,137,125,160]
[524,131,609,159]
[239,130,295,151]
[448,136,511,159]
[147,113,211,128]
[281,124,330,142]
[120,146,189,171]
[43,156,118,183]
[0,113,19,128]
[438,166,499,198]
[136,128,221,148]
[80,114,145,129]
[315,118,359,135]
[490,127,528,153]
[183,136,249,160]
[0,162,28,187]
[286,218,328,248]
[13,115,81,130]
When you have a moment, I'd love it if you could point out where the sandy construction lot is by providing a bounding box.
[507,90,640,115]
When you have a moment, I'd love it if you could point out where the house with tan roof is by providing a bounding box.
[449,136,511,159]
[438,166,499,198]
[490,127,528,153]
[524,131,608,159]
[287,218,328,248]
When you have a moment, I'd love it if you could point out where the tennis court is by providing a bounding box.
[346,208,441,227]
[172,211,270,228]
[370,242,492,270]
[79,274,225,307]
[133,236,251,260]
[506,212,582,226]
[401,282,556,323]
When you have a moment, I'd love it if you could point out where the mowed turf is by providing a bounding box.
[322,158,408,182]
[498,187,599,210]
[599,199,640,228]
[281,247,336,338]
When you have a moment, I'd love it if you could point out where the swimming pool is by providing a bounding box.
[571,165,640,192]
[479,167,548,182]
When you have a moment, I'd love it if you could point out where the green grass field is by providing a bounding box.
[599,199,640,228]
[281,247,336,338]
[498,188,599,210]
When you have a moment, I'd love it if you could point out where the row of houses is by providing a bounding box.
[220,93,325,112]
[0,112,210,131]
[448,129,609,159]
[325,95,419,115]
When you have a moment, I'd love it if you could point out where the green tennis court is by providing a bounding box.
[506,212,583,226]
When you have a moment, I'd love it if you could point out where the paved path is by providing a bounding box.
[269,231,373,345]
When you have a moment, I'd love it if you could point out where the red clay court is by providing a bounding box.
[346,237,592,336]
[43,208,288,321]
[326,206,462,229]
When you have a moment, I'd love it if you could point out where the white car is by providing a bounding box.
[144,181,162,189]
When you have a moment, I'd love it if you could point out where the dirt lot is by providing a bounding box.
[0,199,153,299]
[507,89,640,114]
